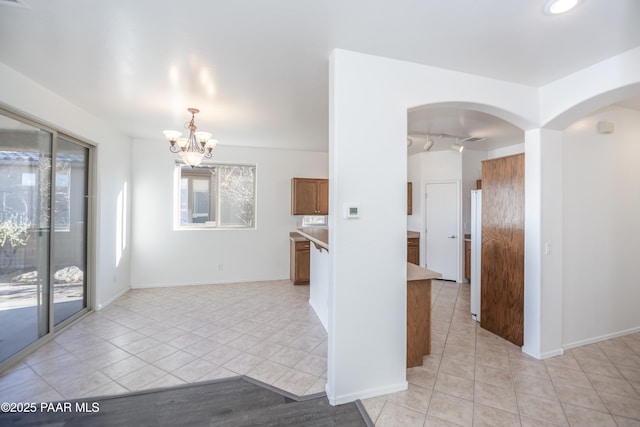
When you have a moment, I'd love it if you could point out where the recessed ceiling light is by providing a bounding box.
[544,0,579,15]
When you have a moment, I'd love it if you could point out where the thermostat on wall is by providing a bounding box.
[344,204,360,219]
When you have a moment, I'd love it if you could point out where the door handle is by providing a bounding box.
[448,235,457,239]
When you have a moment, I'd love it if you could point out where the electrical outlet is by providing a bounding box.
[218,263,224,271]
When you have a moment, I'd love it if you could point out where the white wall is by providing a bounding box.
[562,106,640,347]
[130,140,327,287]
[488,143,524,159]
[328,49,539,404]
[0,62,132,310]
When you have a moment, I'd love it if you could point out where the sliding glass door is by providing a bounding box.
[53,137,89,326]
[0,110,92,366]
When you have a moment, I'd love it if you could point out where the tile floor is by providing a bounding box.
[0,279,639,426]
[362,280,640,426]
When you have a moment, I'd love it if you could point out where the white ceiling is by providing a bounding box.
[1,0,639,153]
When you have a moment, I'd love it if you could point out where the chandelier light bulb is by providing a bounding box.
[163,108,217,167]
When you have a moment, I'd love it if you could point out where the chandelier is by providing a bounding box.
[163,107,217,167]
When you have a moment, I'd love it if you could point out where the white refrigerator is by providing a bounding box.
[470,189,482,322]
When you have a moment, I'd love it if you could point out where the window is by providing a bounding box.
[176,163,256,228]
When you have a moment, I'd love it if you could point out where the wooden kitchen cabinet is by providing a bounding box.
[291,178,328,215]
[290,234,310,285]
[408,234,420,265]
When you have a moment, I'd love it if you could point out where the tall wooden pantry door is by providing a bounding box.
[480,153,525,346]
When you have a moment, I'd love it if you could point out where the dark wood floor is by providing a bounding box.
[0,376,372,426]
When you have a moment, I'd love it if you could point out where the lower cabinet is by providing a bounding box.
[408,236,419,265]
[290,235,310,285]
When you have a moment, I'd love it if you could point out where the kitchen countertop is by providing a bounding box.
[407,262,441,281]
[289,231,308,242]
[296,227,440,281]
[297,229,420,249]
[296,227,329,250]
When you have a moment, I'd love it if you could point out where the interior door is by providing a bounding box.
[480,154,525,346]
[425,182,459,280]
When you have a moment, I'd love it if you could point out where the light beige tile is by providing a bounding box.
[197,366,237,382]
[293,354,327,377]
[0,364,41,393]
[474,380,517,413]
[475,364,513,389]
[136,343,179,363]
[116,364,168,391]
[434,371,474,401]
[520,415,563,427]
[99,355,148,380]
[613,415,640,427]
[0,376,60,402]
[562,403,617,427]
[268,347,309,367]
[172,358,219,382]
[181,339,222,357]
[587,372,639,399]
[360,395,387,423]
[226,334,262,352]
[139,373,186,391]
[407,365,437,389]
[152,350,198,373]
[376,401,426,427]
[578,356,624,379]
[28,352,83,376]
[600,391,640,420]
[200,345,242,366]
[82,380,129,398]
[54,370,113,398]
[547,364,592,389]
[244,340,285,359]
[509,358,549,380]
[428,391,474,426]
[516,391,569,426]
[387,383,432,414]
[513,373,557,400]
[544,353,582,372]
[554,382,608,412]
[272,369,318,396]
[473,403,521,427]
[222,352,264,375]
[303,377,326,395]
[440,355,475,380]
[246,360,290,385]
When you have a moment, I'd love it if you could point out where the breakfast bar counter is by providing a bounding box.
[295,227,441,368]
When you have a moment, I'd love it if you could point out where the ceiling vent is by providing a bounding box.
[462,136,486,143]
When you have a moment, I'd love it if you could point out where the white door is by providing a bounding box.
[425,182,459,281]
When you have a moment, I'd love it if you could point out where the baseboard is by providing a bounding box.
[326,381,408,405]
[130,276,289,289]
[95,287,129,310]
[541,348,564,359]
[563,326,640,350]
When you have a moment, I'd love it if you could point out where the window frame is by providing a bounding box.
[174,161,257,230]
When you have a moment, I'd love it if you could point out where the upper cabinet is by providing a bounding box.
[408,182,413,215]
[291,178,329,215]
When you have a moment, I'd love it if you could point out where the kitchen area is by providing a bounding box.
[288,177,441,368]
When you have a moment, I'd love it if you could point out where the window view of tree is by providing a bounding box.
[177,163,256,228]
